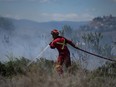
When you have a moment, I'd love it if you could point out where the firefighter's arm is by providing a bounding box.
[66,39,79,49]
[49,41,56,49]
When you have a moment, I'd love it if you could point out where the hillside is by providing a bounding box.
[77,15,116,43]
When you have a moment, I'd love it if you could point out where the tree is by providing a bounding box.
[60,25,73,38]
[82,32,103,54]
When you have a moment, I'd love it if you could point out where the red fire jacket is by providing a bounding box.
[49,36,76,55]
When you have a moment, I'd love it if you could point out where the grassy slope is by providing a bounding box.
[0,57,116,87]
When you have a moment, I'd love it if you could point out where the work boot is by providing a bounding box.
[55,65,63,75]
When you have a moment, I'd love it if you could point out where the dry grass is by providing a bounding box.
[0,64,116,87]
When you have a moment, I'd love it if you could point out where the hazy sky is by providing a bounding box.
[0,0,116,22]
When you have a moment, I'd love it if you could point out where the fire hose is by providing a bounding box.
[76,47,116,62]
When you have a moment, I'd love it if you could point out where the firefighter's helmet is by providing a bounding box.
[51,29,59,35]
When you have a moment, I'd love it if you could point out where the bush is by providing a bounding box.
[0,57,30,77]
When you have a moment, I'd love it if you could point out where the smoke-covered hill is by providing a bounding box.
[77,15,116,43]
[0,17,88,61]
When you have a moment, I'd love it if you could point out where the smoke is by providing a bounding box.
[0,23,58,62]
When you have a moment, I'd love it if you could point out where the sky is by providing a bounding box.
[0,0,116,22]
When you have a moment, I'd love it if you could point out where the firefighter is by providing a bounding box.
[49,29,79,75]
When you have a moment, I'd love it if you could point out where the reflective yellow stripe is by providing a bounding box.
[56,39,66,49]
[62,39,65,49]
